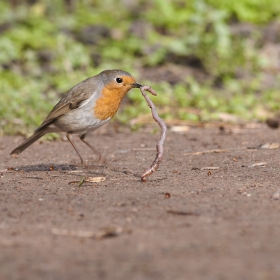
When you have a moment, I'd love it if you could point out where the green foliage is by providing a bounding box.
[207,0,280,23]
[0,0,279,135]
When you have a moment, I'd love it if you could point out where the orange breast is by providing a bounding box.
[93,84,130,120]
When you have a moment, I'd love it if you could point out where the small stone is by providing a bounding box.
[271,191,280,200]
[164,193,171,198]
[266,118,279,129]
[260,143,279,149]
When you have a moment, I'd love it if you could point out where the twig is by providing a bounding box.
[183,147,247,156]
[51,226,123,239]
[184,149,231,156]
[167,210,200,216]
[130,116,263,129]
[139,85,167,182]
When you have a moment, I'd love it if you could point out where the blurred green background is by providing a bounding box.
[1,0,280,135]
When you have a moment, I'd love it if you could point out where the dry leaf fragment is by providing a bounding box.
[170,126,190,132]
[86,177,106,183]
[68,176,106,186]
[248,162,267,168]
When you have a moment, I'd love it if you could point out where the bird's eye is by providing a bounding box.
[116,77,123,83]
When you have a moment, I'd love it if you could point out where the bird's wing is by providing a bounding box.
[35,77,99,132]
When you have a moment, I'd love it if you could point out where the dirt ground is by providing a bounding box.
[0,123,280,280]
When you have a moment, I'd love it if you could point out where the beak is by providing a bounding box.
[131,82,142,88]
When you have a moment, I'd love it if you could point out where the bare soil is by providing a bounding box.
[0,124,280,280]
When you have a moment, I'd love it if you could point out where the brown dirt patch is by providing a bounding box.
[0,124,280,280]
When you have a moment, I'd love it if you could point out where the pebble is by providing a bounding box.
[271,191,280,200]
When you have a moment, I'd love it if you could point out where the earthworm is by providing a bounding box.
[139,85,167,182]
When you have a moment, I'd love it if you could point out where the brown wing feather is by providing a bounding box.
[35,76,100,132]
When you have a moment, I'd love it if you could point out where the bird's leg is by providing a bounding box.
[66,133,84,165]
[79,134,102,160]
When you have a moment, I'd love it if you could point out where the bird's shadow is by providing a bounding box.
[14,164,79,172]
[10,163,166,182]
[12,156,109,173]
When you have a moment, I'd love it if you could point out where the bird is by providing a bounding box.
[10,69,142,164]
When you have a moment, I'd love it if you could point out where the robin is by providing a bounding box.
[10,70,142,164]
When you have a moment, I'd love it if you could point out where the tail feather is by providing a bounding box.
[10,131,46,155]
